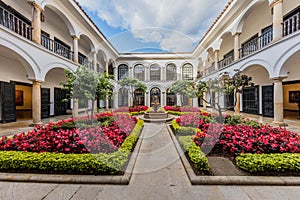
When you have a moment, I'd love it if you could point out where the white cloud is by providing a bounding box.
[77,0,229,52]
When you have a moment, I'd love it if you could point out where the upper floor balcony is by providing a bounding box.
[0,4,95,72]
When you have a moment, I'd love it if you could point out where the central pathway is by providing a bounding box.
[0,123,300,199]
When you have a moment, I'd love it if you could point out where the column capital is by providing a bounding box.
[29,79,43,84]
[269,0,283,7]
[271,76,286,82]
[233,32,241,37]
[71,35,80,40]
[28,1,43,11]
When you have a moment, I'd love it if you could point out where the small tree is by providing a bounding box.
[61,66,114,117]
[195,71,252,121]
[118,76,146,107]
[170,80,197,106]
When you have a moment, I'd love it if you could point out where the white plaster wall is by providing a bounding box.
[219,33,234,59]
[240,1,272,45]
[283,83,300,111]
[283,0,300,16]
[0,54,31,83]
[42,7,73,49]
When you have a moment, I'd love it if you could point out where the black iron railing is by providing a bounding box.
[239,29,273,58]
[0,5,32,40]
[41,34,74,61]
[217,54,234,70]
[283,11,300,37]
[205,65,215,75]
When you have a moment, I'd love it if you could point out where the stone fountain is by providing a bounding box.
[143,96,171,122]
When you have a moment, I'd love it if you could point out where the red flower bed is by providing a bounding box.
[164,106,200,112]
[114,106,149,113]
[193,122,300,156]
[0,113,137,154]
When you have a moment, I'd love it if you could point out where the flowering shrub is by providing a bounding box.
[0,113,137,154]
[193,123,300,156]
[114,106,149,113]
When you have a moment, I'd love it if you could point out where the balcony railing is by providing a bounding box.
[205,65,215,75]
[0,5,32,40]
[239,29,273,58]
[41,34,74,61]
[283,11,300,37]
[217,55,234,70]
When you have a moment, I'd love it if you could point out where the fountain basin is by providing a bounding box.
[143,111,168,119]
[141,111,174,123]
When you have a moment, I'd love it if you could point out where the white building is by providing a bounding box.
[0,0,299,125]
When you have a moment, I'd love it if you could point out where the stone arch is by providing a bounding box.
[79,33,96,52]
[239,59,272,78]
[0,39,39,80]
[275,43,300,78]
[234,0,266,33]
[42,3,77,36]
[42,62,76,80]
[97,49,108,62]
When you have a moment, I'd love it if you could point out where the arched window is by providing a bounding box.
[150,64,161,81]
[118,64,128,80]
[108,63,114,76]
[182,63,193,80]
[150,87,161,105]
[166,88,176,106]
[134,89,145,106]
[134,64,145,81]
[166,64,177,81]
[118,88,128,107]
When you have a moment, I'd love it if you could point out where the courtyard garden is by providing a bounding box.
[0,112,143,175]
[168,106,300,176]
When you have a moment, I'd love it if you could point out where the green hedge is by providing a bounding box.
[236,153,300,173]
[179,136,209,172]
[167,111,193,116]
[0,119,144,175]
[171,119,200,136]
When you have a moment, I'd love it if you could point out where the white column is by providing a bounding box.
[30,2,42,45]
[203,92,207,109]
[32,80,42,125]
[93,51,97,72]
[214,50,219,71]
[72,36,79,64]
[105,61,109,76]
[72,99,79,118]
[114,67,118,81]
[234,33,241,61]
[270,0,283,41]
[273,77,285,124]
[162,92,165,107]
[234,91,241,114]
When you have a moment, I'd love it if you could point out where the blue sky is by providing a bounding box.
[76,0,229,53]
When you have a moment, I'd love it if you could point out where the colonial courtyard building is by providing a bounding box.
[0,0,299,125]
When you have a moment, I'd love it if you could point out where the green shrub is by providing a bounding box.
[167,111,192,116]
[179,136,209,172]
[0,119,144,175]
[171,119,200,136]
[236,153,300,173]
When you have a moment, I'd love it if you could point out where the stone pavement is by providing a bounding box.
[0,122,300,200]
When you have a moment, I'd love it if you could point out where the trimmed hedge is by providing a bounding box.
[0,119,144,175]
[179,136,209,172]
[236,153,300,173]
[167,111,193,116]
[171,119,200,136]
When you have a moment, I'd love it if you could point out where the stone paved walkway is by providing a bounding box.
[0,122,300,199]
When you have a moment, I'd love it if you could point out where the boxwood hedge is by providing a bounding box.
[0,119,144,175]
[236,153,300,173]
[179,136,209,172]
[171,119,200,136]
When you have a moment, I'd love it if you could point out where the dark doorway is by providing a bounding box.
[54,88,68,116]
[242,85,259,114]
[41,88,50,119]
[262,85,274,117]
[0,81,16,122]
